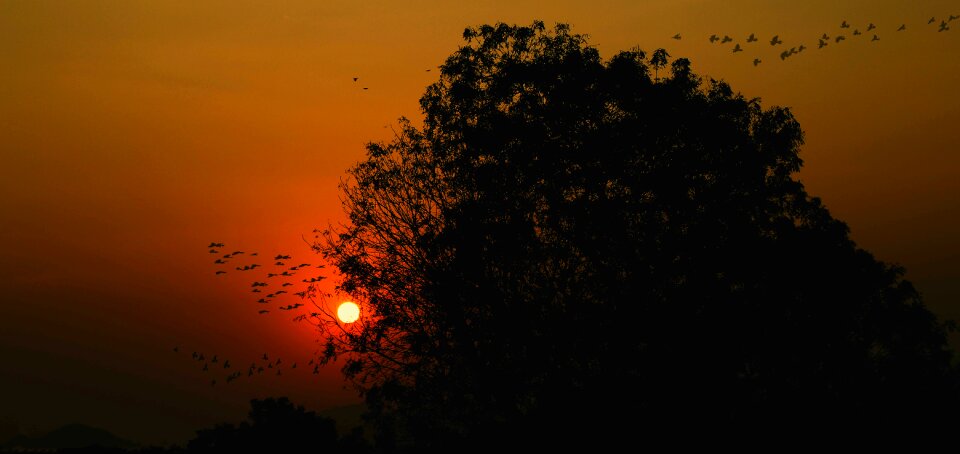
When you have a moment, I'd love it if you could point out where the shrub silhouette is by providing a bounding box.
[313,20,960,450]
[186,397,341,452]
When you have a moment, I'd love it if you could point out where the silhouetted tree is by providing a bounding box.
[312,21,960,450]
[651,47,669,82]
[186,397,340,452]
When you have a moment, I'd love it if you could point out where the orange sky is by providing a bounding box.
[1,0,958,445]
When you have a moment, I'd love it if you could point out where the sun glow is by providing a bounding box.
[337,301,360,323]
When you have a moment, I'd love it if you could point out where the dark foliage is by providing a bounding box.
[185,397,349,453]
[0,424,137,452]
[314,21,960,450]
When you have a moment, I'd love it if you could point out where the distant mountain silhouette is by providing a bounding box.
[1,423,137,450]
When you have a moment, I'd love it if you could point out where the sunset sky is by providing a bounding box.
[2,0,958,445]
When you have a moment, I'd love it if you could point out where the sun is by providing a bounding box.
[337,301,360,323]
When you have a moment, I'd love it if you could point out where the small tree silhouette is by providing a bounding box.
[311,20,960,450]
[186,397,341,452]
[651,47,670,82]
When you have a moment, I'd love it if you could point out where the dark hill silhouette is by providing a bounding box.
[1,423,137,451]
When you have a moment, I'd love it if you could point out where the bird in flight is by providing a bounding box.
[853,29,862,36]
[259,310,269,314]
[940,21,951,32]
[835,35,846,43]
[770,35,782,45]
[208,242,224,248]
[746,33,758,42]
[732,43,743,53]
[821,33,830,40]
[797,44,806,52]
[867,23,876,31]
[215,270,226,275]
[352,77,358,81]
[950,15,959,22]
[818,39,828,49]
[779,50,790,60]
[841,20,850,28]
[721,35,732,43]
[897,24,906,31]
[672,33,681,40]
[709,34,720,43]
[872,34,880,41]
[929,17,937,24]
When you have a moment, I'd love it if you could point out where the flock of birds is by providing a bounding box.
[348,15,958,87]
[168,241,337,386]
[354,15,957,91]
[205,241,328,314]
[173,345,324,387]
[670,14,956,67]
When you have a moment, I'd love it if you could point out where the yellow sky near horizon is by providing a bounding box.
[1,0,958,444]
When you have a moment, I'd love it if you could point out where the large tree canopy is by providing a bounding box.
[313,21,959,450]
